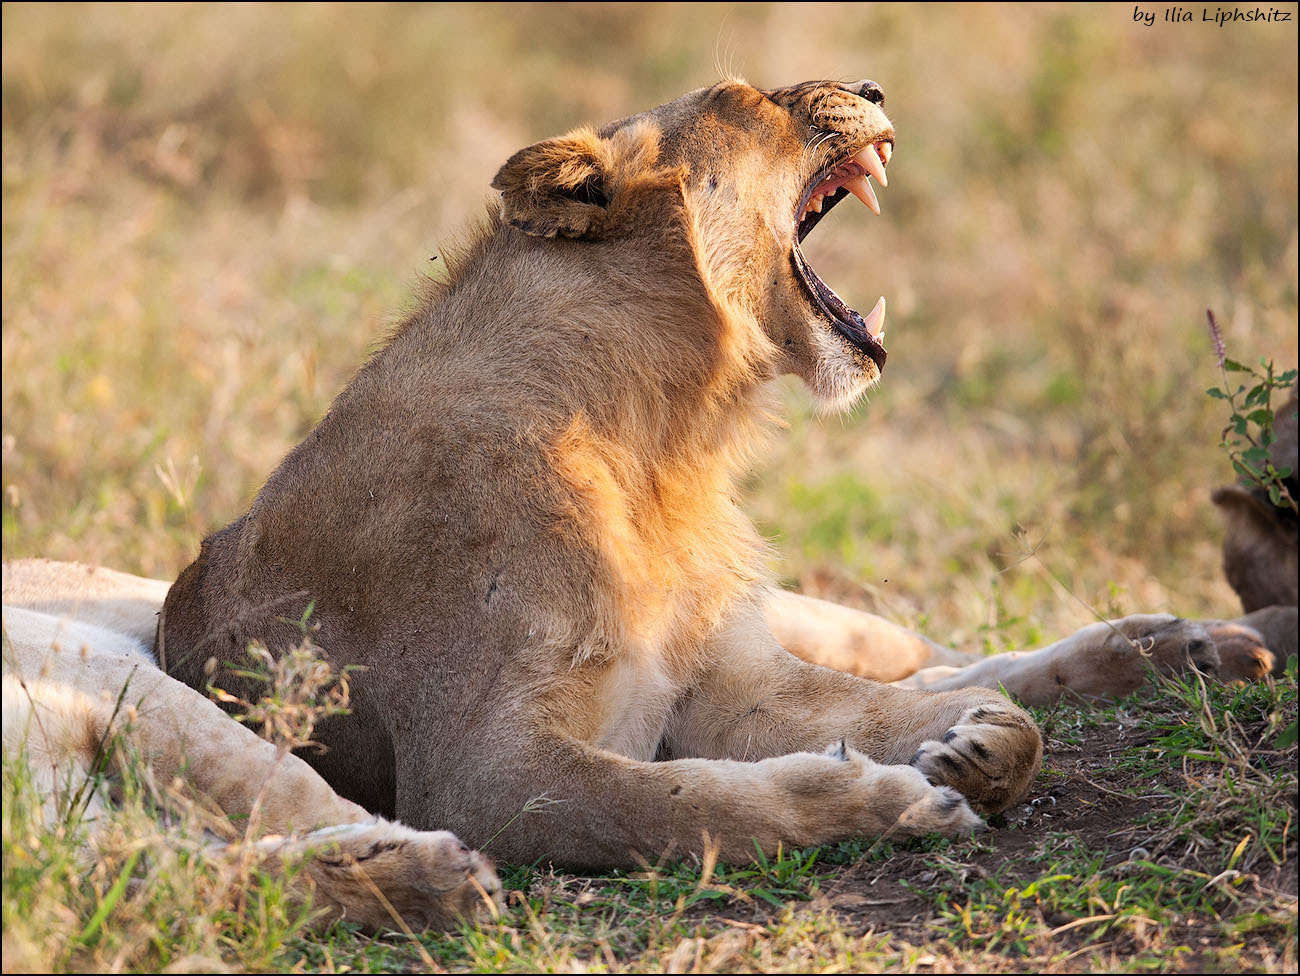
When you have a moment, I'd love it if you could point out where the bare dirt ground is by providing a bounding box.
[663,703,1298,972]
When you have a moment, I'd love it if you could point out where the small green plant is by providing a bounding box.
[207,605,356,754]
[1,614,369,972]
[1205,308,1298,513]
[209,640,354,753]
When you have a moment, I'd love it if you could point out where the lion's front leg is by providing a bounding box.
[406,729,982,871]
[664,600,1043,816]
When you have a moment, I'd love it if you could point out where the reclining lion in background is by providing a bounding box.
[1210,384,1299,666]
[5,80,1281,902]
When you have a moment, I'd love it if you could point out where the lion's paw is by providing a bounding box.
[289,820,502,932]
[910,701,1042,815]
[1204,621,1274,683]
[886,774,984,839]
[825,743,984,839]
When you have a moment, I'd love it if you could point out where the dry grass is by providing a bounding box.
[2,3,1296,972]
[2,632,357,972]
[4,4,1293,649]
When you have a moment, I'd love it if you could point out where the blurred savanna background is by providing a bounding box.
[2,3,1296,651]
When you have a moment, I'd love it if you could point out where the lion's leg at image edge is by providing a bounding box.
[2,597,500,932]
[768,590,1276,706]
[889,614,1257,706]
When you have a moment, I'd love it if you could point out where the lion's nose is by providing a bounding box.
[850,80,885,106]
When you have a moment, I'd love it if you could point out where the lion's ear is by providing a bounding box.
[491,129,613,239]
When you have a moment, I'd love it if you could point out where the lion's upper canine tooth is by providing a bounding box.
[853,146,888,187]
[844,174,880,215]
[810,194,824,213]
[863,296,886,339]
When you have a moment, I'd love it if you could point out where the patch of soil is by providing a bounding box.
[676,712,1298,968]
[818,720,1180,933]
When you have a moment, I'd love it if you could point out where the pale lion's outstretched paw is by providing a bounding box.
[273,820,502,932]
[910,701,1042,815]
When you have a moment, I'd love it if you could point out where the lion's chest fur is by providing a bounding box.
[551,416,759,630]
[541,412,765,753]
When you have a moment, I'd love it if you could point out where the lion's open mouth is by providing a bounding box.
[791,142,891,371]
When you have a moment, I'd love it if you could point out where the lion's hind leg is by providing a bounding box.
[764,588,977,681]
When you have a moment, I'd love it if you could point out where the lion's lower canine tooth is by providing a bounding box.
[845,175,880,215]
[864,296,886,338]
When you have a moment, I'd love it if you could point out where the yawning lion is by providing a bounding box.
[9,79,1259,891]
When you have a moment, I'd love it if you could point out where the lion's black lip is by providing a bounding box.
[796,184,848,243]
[791,245,886,371]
